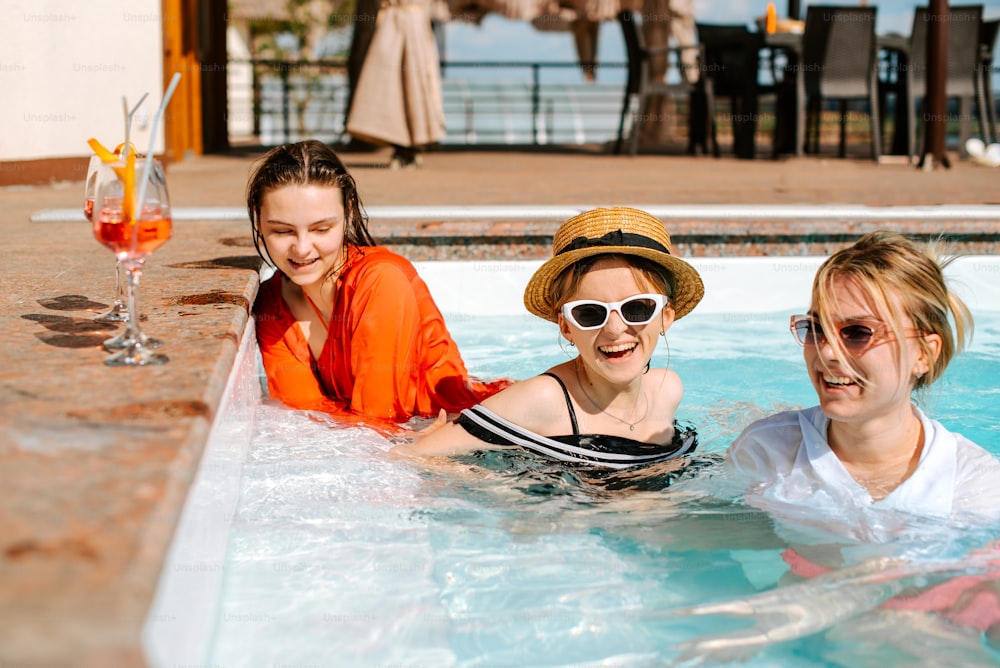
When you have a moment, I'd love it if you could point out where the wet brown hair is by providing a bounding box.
[246,140,375,268]
[811,230,973,391]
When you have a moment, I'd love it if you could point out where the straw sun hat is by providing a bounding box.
[523,207,704,322]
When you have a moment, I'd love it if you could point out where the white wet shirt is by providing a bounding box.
[726,406,1000,543]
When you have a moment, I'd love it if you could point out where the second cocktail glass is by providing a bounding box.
[90,157,172,366]
[85,154,129,324]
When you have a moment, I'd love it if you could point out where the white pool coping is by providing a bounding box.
[30,203,1000,223]
[142,318,261,668]
[420,256,1000,316]
[143,256,1000,666]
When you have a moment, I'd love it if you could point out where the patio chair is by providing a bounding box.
[696,23,774,159]
[799,5,882,161]
[615,10,716,157]
[884,5,987,161]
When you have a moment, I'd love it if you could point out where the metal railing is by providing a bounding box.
[438,61,626,145]
[226,57,1000,149]
[226,58,628,147]
[229,58,351,143]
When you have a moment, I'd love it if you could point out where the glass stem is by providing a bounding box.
[121,257,145,346]
[114,260,128,308]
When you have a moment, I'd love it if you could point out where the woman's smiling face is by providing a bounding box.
[805,277,933,426]
[558,256,674,386]
[259,184,346,289]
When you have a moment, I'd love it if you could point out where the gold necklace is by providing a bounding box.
[573,358,647,431]
[836,417,924,500]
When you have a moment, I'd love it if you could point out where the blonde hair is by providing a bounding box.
[811,230,972,391]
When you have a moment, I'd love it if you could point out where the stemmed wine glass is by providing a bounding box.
[91,156,172,366]
[92,152,164,351]
[85,155,128,324]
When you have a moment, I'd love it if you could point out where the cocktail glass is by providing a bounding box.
[85,154,129,324]
[91,157,172,366]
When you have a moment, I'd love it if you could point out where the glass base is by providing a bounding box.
[105,347,169,367]
[104,333,162,351]
[94,301,129,323]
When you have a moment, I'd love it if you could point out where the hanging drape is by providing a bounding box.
[346,0,447,148]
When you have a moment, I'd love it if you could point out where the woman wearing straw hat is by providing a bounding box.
[400,206,705,469]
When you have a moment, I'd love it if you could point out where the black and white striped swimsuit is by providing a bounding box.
[455,373,698,469]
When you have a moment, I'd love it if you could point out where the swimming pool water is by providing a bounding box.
[451,309,1000,451]
[156,259,1000,667]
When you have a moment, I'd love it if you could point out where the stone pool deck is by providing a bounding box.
[3,144,1000,666]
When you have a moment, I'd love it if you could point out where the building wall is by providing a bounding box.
[1,0,164,178]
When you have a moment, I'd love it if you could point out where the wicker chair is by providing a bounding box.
[615,10,715,157]
[799,5,882,160]
[696,23,773,159]
[887,5,986,160]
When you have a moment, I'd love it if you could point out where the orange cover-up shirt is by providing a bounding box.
[254,246,509,422]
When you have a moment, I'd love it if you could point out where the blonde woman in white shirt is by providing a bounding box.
[727,230,1000,530]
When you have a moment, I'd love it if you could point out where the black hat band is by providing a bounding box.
[556,229,671,256]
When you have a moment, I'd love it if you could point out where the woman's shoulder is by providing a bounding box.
[741,407,810,435]
[951,430,1000,475]
[257,271,282,294]
[482,371,568,408]
[942,428,1000,517]
[342,247,422,291]
[647,367,683,400]
[727,408,810,466]
[479,369,573,432]
[648,366,681,384]
[350,246,416,273]
[253,273,286,315]
[919,410,999,474]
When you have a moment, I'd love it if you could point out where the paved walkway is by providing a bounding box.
[148,144,1000,209]
[10,144,1000,223]
[19,144,1000,257]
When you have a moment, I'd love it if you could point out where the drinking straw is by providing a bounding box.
[122,93,149,157]
[134,73,181,228]
[122,97,130,154]
[130,93,149,121]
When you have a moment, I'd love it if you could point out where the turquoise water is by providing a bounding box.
[204,309,1000,666]
[460,310,1000,452]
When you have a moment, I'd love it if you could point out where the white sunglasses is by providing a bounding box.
[561,293,669,330]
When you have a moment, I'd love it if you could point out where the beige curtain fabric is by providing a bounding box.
[636,0,698,145]
[641,0,697,83]
[345,0,696,148]
[346,0,446,148]
[449,0,640,23]
[448,0,545,22]
[442,0,688,77]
